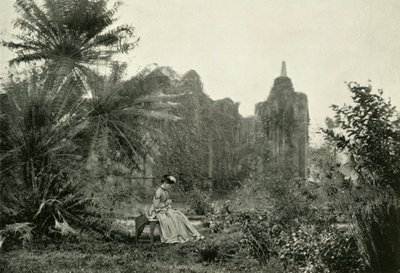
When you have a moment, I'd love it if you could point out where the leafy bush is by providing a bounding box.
[230,175,325,227]
[323,82,400,273]
[206,209,287,265]
[280,225,366,273]
[205,209,238,233]
[320,229,367,273]
[239,210,284,265]
[324,83,400,194]
[206,174,364,271]
[279,225,322,269]
[188,188,213,215]
[208,207,366,272]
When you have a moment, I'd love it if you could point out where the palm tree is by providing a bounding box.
[80,62,180,174]
[3,0,138,91]
[0,72,93,236]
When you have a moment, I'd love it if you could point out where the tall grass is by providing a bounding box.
[353,194,400,273]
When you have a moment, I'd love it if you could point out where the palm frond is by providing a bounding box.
[5,0,138,94]
[8,52,48,66]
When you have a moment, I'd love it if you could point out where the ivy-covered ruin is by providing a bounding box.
[89,62,310,208]
[254,62,309,178]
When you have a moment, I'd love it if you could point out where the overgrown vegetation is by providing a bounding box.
[1,1,399,273]
[0,0,175,244]
[323,82,400,273]
[152,72,248,193]
[205,174,367,273]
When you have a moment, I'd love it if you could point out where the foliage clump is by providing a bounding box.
[205,173,368,272]
[323,82,400,273]
[187,187,213,216]
[324,82,400,193]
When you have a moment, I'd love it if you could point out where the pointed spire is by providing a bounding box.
[280,61,287,77]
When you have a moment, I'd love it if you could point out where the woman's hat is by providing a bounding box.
[168,176,176,183]
[163,174,176,184]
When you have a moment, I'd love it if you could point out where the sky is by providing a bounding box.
[1,0,400,144]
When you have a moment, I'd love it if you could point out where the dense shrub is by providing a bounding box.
[320,228,367,273]
[206,208,366,272]
[188,188,213,215]
[231,175,326,226]
[280,225,366,273]
[323,83,400,273]
[206,209,242,233]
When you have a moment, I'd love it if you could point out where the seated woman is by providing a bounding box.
[150,174,204,243]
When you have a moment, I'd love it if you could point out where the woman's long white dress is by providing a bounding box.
[151,187,204,243]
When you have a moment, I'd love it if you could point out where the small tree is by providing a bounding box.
[323,82,400,273]
[324,83,400,193]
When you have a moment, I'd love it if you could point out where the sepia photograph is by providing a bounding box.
[0,0,400,272]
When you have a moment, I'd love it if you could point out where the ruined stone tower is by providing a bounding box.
[255,62,309,178]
